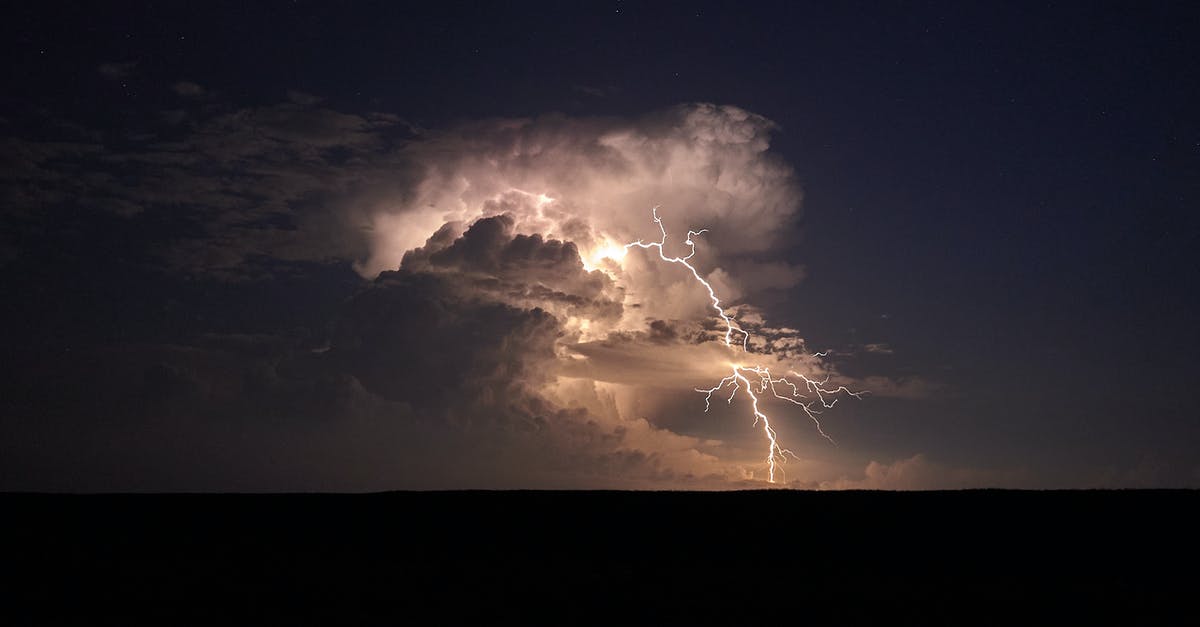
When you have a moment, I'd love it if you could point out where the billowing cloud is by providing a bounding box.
[357,103,803,283]
[0,97,938,489]
[318,224,739,486]
[2,99,800,289]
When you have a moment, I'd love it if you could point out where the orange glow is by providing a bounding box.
[593,243,628,264]
[582,239,629,272]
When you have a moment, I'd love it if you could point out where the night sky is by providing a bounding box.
[2,1,1197,490]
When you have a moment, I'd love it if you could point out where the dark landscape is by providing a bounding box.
[4,490,1196,624]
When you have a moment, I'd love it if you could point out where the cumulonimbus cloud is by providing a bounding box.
[1,98,939,489]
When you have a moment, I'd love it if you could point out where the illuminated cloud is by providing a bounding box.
[357,103,803,285]
[0,97,936,489]
[2,98,801,291]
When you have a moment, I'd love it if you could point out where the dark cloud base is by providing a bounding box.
[1,216,702,490]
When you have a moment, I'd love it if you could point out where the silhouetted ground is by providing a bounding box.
[3,490,1196,625]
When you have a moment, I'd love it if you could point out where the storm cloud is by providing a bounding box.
[1,96,933,490]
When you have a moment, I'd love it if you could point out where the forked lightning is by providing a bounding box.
[625,208,865,482]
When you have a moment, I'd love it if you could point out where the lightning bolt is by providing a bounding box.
[626,207,866,483]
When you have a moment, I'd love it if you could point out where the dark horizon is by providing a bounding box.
[4,488,1197,624]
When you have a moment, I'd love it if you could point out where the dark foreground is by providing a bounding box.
[3,490,1196,625]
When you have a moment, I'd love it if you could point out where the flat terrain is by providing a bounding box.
[3,490,1196,625]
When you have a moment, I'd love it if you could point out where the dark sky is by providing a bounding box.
[2,1,1197,490]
